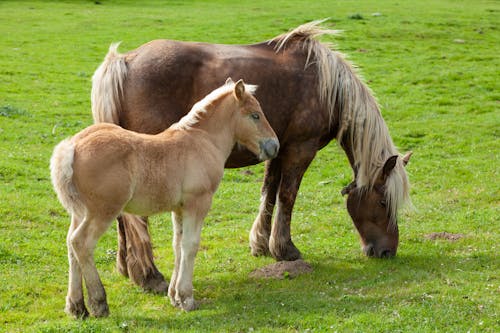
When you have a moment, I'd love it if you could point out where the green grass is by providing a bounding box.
[0,0,498,332]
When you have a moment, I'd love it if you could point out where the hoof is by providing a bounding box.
[129,267,168,294]
[142,271,168,294]
[270,240,302,261]
[168,293,180,308]
[65,298,89,319]
[88,298,109,317]
[250,243,271,257]
[179,296,197,312]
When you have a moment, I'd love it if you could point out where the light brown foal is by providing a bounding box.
[50,79,279,318]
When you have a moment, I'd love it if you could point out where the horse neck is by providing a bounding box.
[332,62,398,188]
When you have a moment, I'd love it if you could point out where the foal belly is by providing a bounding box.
[123,190,180,216]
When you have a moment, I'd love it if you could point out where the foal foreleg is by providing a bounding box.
[170,197,211,311]
[250,158,281,256]
[168,211,183,307]
[65,215,88,318]
[175,214,203,311]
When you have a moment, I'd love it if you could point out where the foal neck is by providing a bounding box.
[173,92,237,159]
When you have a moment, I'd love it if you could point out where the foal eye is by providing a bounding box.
[251,113,260,120]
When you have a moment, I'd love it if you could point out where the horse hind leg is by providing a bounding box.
[117,214,168,294]
[65,214,89,319]
[250,158,281,257]
[69,213,115,317]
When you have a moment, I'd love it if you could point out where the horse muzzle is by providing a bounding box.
[363,243,397,258]
[259,138,279,160]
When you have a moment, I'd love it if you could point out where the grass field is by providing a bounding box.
[0,0,498,332]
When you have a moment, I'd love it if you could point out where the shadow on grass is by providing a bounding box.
[101,250,496,331]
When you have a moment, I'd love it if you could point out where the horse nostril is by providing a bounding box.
[363,244,375,257]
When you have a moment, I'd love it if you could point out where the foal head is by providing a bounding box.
[342,153,412,258]
[228,79,279,161]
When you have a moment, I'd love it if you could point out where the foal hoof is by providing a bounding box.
[179,296,198,312]
[169,293,198,311]
[65,299,89,319]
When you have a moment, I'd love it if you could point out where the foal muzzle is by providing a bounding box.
[259,138,279,160]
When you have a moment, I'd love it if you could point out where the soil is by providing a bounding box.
[424,232,465,241]
[249,259,313,279]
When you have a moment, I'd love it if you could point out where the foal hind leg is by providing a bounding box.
[117,214,167,293]
[250,158,281,256]
[269,143,316,261]
[65,214,89,318]
[70,214,114,317]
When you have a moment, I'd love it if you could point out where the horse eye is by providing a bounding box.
[251,113,260,120]
[379,200,387,207]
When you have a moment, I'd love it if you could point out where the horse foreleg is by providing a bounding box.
[269,143,316,261]
[70,215,113,317]
[117,213,168,293]
[250,158,281,256]
[65,214,89,319]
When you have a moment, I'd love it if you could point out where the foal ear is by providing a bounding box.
[382,155,399,179]
[402,151,413,166]
[225,77,234,85]
[234,79,245,101]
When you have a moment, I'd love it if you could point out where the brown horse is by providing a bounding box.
[91,20,412,293]
[51,80,279,318]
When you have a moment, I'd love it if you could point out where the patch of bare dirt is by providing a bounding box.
[425,232,465,241]
[249,259,313,279]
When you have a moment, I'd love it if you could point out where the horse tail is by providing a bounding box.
[50,139,85,217]
[91,42,128,124]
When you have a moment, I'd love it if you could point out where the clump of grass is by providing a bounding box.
[348,13,364,20]
[0,105,30,118]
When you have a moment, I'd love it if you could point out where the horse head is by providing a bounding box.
[342,152,412,258]
[228,78,279,161]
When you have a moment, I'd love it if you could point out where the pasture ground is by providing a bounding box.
[0,1,498,332]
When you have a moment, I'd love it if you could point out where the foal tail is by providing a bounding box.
[91,43,128,124]
[50,139,85,217]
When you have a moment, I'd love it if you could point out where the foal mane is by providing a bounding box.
[271,20,411,223]
[174,81,257,130]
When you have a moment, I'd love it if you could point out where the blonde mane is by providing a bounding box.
[173,81,257,130]
[271,20,410,223]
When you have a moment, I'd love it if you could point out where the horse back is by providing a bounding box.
[120,40,332,166]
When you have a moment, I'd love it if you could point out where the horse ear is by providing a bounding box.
[234,79,245,101]
[402,151,412,166]
[341,181,356,196]
[382,155,398,179]
[225,77,234,85]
